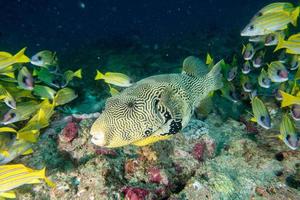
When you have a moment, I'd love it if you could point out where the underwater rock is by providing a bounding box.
[59,121,78,142]
[191,142,205,161]
[148,167,169,185]
[15,112,300,199]
[121,186,150,200]
[182,119,209,140]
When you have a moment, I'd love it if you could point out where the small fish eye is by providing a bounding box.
[249,25,254,30]
[37,56,42,61]
[10,112,16,118]
[276,70,281,76]
[293,62,298,68]
[22,77,28,84]
[257,12,262,17]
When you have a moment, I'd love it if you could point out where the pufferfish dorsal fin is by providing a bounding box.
[182,56,208,77]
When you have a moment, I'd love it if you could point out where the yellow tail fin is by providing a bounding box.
[0,191,16,199]
[74,69,82,79]
[17,130,40,143]
[13,47,30,63]
[95,70,105,80]
[280,90,300,107]
[274,33,285,52]
[22,148,33,155]
[0,127,17,133]
[242,44,246,54]
[39,167,56,187]
[0,52,12,58]
[206,53,213,65]
[290,7,300,26]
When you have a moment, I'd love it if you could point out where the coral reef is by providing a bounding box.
[12,110,300,199]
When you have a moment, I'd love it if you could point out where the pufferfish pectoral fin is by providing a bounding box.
[132,134,172,146]
[159,86,185,121]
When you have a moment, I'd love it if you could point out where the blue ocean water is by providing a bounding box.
[1,0,295,51]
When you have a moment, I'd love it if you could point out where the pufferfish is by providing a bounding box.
[90,56,223,148]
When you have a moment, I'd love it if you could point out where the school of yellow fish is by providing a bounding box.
[0,48,82,198]
[1,1,300,199]
[238,2,300,150]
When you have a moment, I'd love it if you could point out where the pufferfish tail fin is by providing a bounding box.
[182,56,209,77]
[205,60,224,91]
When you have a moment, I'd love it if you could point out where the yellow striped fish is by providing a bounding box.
[0,48,30,70]
[251,96,271,129]
[0,101,40,125]
[0,84,16,109]
[279,114,299,150]
[274,33,300,54]
[0,164,55,198]
[241,7,299,36]
[252,2,294,19]
[95,70,133,87]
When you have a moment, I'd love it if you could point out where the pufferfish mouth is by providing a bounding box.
[90,130,106,146]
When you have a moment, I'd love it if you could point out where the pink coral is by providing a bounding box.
[122,187,149,200]
[94,147,117,156]
[192,142,205,161]
[60,122,78,142]
[148,167,169,185]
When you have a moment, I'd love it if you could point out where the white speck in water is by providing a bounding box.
[79,1,86,9]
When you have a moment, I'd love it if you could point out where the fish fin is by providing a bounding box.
[39,167,56,187]
[27,179,42,184]
[265,134,281,139]
[13,47,30,63]
[0,127,17,133]
[160,86,185,121]
[22,148,33,155]
[132,134,172,146]
[0,52,12,58]
[295,67,300,81]
[286,48,300,54]
[1,72,15,78]
[280,90,300,107]
[95,70,104,80]
[32,69,38,76]
[206,53,213,65]
[0,150,10,158]
[73,69,82,79]
[0,191,16,199]
[250,117,257,122]
[17,130,40,143]
[242,44,246,54]
[274,33,285,52]
[196,96,213,117]
[290,7,299,26]
[182,56,208,76]
[205,60,224,91]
